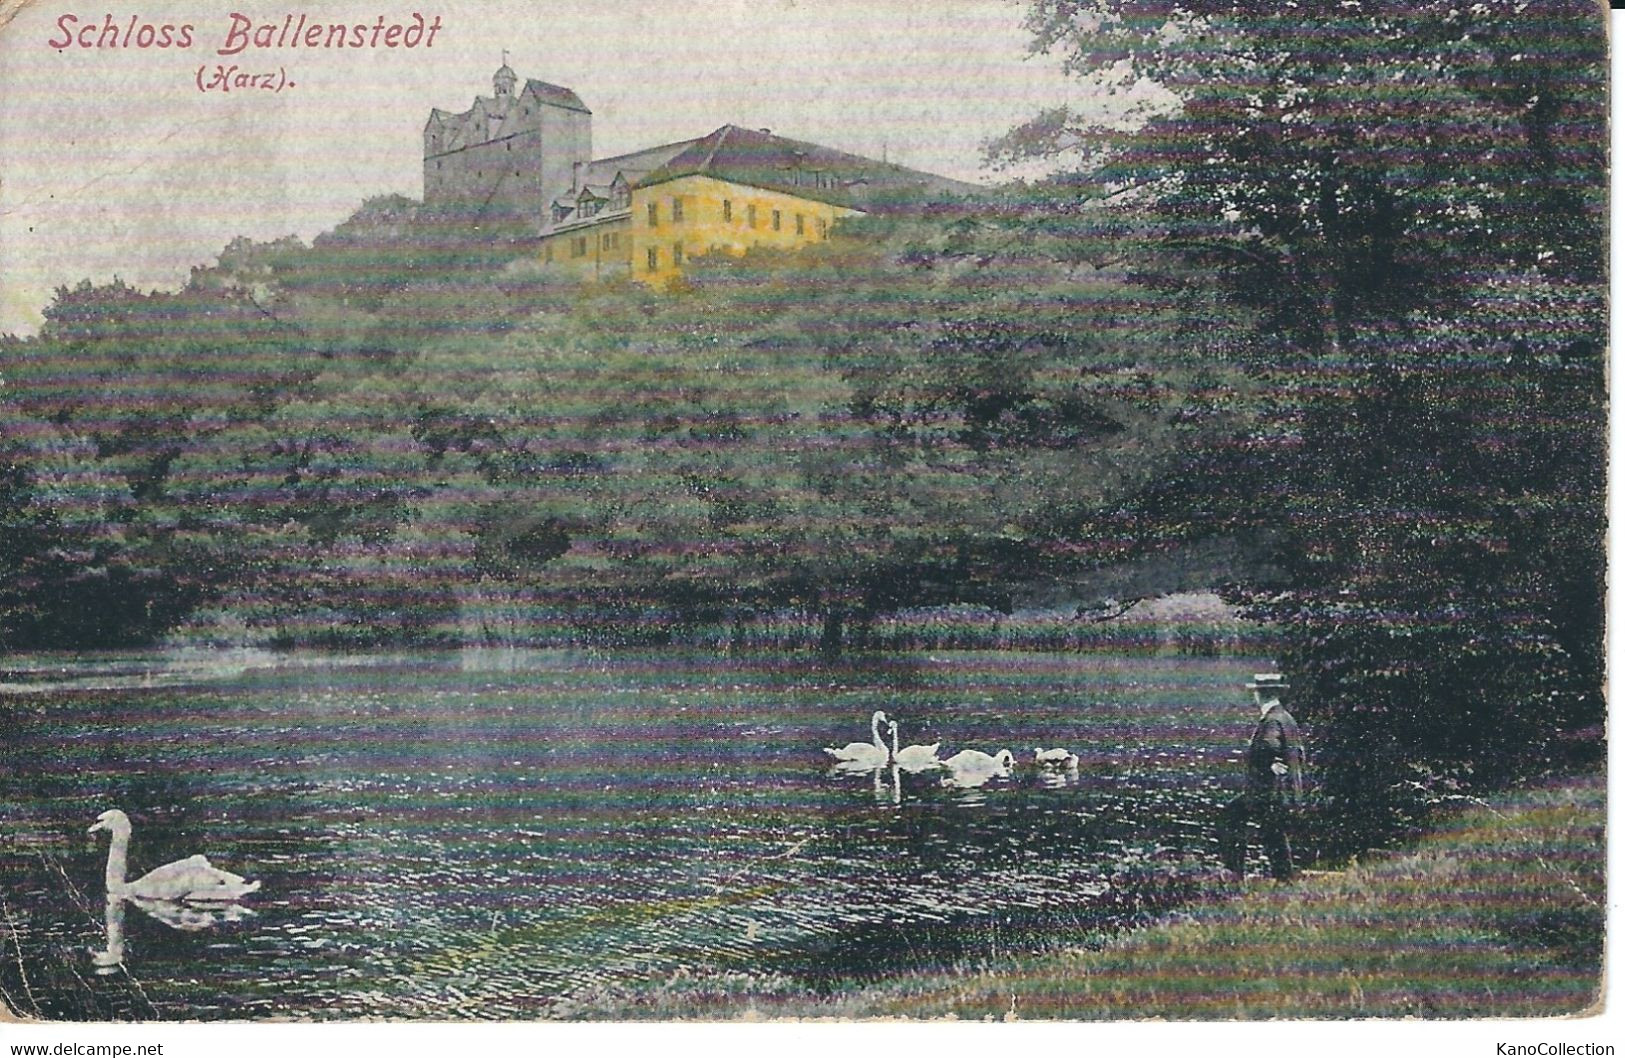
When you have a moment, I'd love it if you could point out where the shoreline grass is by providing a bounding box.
[569,770,1604,1020]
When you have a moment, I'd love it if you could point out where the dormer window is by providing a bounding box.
[577,188,607,219]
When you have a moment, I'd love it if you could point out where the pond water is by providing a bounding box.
[0,648,1268,1020]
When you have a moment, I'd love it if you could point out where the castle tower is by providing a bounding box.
[424,65,591,227]
[493,59,517,101]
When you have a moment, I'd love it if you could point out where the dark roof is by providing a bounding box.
[636,125,978,209]
[524,79,590,114]
[578,138,704,188]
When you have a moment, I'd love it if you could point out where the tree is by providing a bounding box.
[1002,0,1605,843]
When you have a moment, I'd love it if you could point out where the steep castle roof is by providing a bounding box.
[636,125,978,209]
[523,79,589,114]
[425,75,590,149]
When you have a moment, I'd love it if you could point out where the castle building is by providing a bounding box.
[425,65,973,284]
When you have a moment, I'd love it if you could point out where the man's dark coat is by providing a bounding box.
[1244,703,1305,803]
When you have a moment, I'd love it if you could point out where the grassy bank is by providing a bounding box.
[570,771,1604,1020]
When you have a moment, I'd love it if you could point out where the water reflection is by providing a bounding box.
[92,894,258,973]
[91,896,124,975]
[2,650,1261,1020]
[829,758,885,777]
[131,896,256,933]
[1035,769,1076,790]
[824,762,902,806]
[871,765,900,807]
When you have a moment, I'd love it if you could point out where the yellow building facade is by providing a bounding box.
[627,175,858,285]
[531,122,971,287]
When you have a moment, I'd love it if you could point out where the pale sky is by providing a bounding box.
[0,0,1094,335]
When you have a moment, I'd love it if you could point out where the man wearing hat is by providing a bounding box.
[1219,672,1305,880]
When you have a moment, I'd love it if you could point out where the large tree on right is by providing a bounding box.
[1001,0,1605,849]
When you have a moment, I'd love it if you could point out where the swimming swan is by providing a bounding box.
[824,710,890,768]
[89,810,260,904]
[940,749,1015,788]
[886,721,943,773]
[1035,747,1081,769]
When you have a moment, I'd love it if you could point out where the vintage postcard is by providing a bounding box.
[0,0,1607,1034]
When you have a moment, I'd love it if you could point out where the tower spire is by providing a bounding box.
[494,51,517,98]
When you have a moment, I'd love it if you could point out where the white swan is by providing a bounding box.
[1035,747,1081,769]
[824,710,890,768]
[940,749,1016,789]
[89,810,260,904]
[887,721,943,773]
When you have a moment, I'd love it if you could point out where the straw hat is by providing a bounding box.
[1246,672,1289,691]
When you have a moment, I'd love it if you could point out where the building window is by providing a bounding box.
[602,233,611,250]
[747,204,757,228]
[647,247,659,272]
[672,197,684,223]
[817,218,828,238]
[648,202,658,227]
[795,213,805,235]
[673,242,683,266]
[544,243,553,263]
[772,210,782,231]
[723,199,732,222]
[571,236,588,258]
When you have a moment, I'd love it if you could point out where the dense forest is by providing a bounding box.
[0,0,1604,847]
